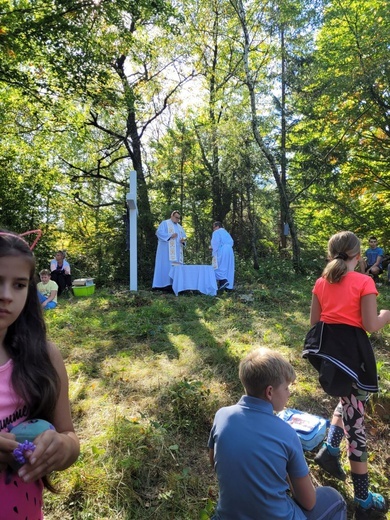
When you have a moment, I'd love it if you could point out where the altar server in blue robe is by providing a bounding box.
[211,221,234,290]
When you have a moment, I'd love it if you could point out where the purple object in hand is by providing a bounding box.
[9,419,55,468]
[13,441,36,465]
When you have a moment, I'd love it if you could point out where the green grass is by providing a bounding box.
[43,273,390,519]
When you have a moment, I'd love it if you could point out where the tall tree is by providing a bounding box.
[183,0,244,223]
[289,0,390,245]
[230,0,302,269]
[1,0,195,283]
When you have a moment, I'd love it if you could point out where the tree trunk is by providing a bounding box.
[116,57,157,283]
[233,0,301,272]
[280,24,287,250]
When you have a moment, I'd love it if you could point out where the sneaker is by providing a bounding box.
[354,492,388,519]
[314,444,347,481]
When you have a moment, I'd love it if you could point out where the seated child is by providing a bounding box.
[37,268,58,310]
[208,347,347,520]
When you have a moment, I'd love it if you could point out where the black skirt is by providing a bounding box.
[302,322,379,396]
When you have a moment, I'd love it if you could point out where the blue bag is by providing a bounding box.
[277,408,329,451]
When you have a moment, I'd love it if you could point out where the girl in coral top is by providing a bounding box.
[0,230,79,519]
[304,231,390,519]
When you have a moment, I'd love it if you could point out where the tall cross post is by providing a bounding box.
[126,170,138,291]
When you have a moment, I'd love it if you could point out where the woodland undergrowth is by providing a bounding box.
[43,261,390,520]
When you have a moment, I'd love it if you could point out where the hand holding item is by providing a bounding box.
[8,419,55,473]
[0,432,19,472]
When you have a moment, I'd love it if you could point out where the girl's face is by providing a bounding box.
[0,255,30,334]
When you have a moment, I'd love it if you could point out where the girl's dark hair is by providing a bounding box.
[0,231,60,422]
[322,231,361,283]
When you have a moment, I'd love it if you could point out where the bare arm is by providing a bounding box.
[310,294,322,326]
[361,294,390,332]
[289,474,316,511]
[358,257,367,273]
[372,254,383,268]
[48,343,80,468]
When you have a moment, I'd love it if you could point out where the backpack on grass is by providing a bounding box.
[277,408,329,451]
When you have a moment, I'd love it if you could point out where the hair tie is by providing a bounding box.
[0,229,42,250]
[334,252,348,261]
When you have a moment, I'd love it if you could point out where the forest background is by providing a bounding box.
[1,1,390,519]
[1,0,389,281]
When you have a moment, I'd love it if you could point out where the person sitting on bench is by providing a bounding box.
[50,250,72,296]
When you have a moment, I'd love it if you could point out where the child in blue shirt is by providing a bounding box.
[208,348,346,520]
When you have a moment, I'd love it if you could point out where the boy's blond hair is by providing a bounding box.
[39,269,51,277]
[239,348,295,398]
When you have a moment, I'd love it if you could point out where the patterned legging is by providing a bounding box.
[335,384,370,462]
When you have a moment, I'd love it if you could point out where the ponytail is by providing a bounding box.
[322,231,360,284]
[323,257,348,283]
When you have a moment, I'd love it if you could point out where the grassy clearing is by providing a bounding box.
[43,269,390,520]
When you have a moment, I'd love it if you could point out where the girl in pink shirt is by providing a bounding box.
[0,230,80,519]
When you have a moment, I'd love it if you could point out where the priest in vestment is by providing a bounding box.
[211,221,234,290]
[152,210,187,289]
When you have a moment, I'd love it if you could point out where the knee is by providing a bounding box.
[316,486,346,507]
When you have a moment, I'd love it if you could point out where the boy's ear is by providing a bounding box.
[265,385,273,401]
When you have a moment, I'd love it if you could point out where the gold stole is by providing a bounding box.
[167,220,184,263]
[211,239,218,268]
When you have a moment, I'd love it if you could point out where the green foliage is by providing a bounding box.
[199,499,216,520]
[2,0,389,281]
[234,255,299,284]
[2,0,390,510]
[289,0,390,247]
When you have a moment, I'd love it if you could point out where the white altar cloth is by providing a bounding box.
[169,265,217,296]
